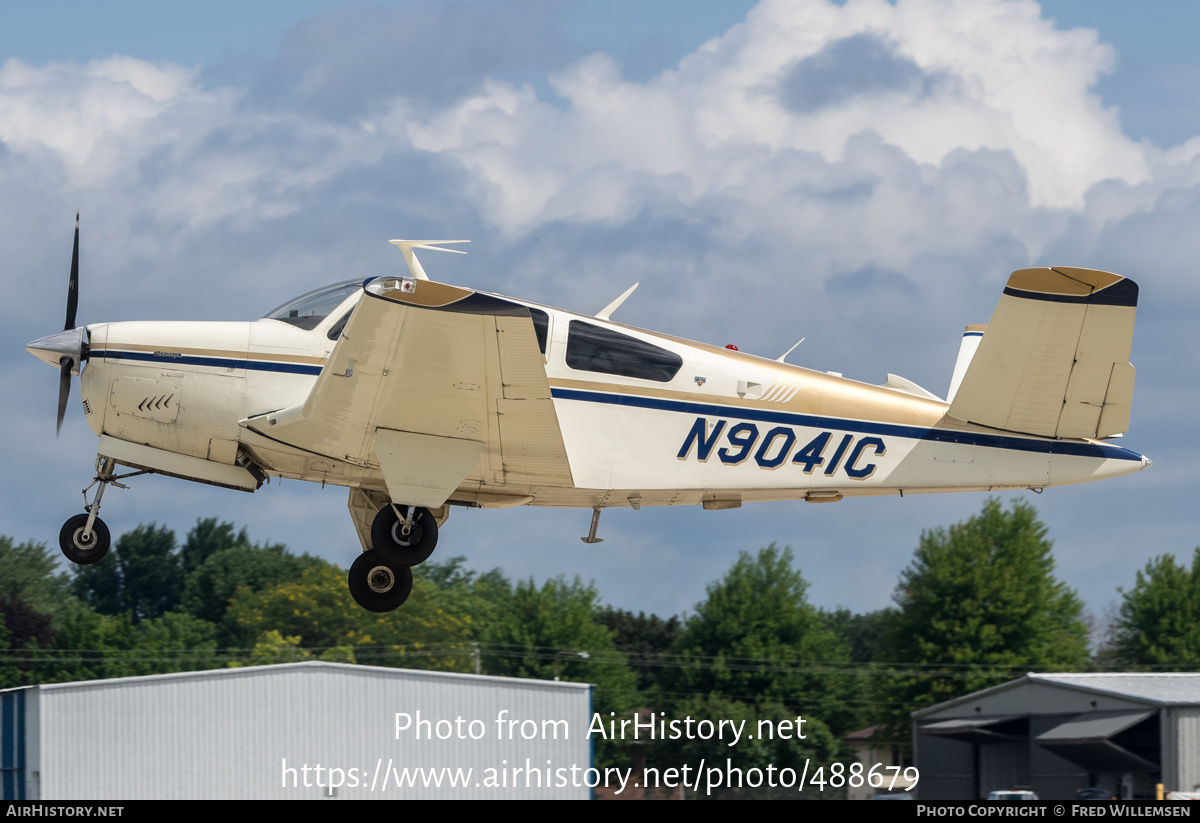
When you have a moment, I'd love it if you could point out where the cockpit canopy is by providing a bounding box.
[264,280,363,330]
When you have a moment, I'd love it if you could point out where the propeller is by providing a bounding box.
[58,213,80,434]
[26,213,88,435]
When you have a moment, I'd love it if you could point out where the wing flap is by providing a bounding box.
[374,429,482,508]
[948,267,1138,439]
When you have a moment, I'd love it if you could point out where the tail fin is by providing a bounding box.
[946,267,1137,439]
[946,324,986,403]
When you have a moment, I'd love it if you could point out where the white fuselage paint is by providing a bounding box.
[76,287,1149,511]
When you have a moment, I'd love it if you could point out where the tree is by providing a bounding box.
[413,556,512,638]
[821,607,895,664]
[659,544,861,734]
[881,498,1088,736]
[72,523,184,622]
[181,541,322,629]
[180,518,252,573]
[481,576,638,766]
[650,545,851,795]
[595,606,681,691]
[223,564,474,671]
[0,537,78,622]
[482,576,635,692]
[1111,547,1200,667]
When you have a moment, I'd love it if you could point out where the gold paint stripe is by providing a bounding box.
[377,280,475,307]
[106,342,326,365]
[548,374,950,429]
[1007,267,1123,296]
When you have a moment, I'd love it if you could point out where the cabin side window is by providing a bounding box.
[529,308,549,354]
[565,320,682,382]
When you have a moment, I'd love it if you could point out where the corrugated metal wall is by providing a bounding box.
[32,663,592,800]
[1164,706,1200,793]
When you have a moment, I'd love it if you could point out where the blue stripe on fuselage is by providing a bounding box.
[94,349,324,376]
[550,387,1143,462]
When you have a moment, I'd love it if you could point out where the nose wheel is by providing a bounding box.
[59,512,111,564]
[348,550,413,612]
[58,455,145,566]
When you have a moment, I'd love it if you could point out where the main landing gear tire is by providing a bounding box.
[58,513,111,565]
[348,551,413,613]
[371,505,438,567]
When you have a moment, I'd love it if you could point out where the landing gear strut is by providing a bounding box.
[58,456,145,566]
[343,500,441,611]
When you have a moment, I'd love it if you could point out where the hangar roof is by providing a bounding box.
[913,672,1200,718]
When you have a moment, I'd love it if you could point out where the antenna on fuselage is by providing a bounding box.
[776,338,805,363]
[388,239,469,280]
[595,282,638,320]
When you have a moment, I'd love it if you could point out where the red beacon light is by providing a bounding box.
[725,344,738,351]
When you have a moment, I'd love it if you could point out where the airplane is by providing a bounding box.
[27,216,1151,612]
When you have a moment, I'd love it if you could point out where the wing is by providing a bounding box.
[947,267,1138,439]
[243,278,573,506]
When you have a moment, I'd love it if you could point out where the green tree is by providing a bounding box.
[659,544,861,735]
[413,556,512,638]
[1111,548,1200,667]
[0,595,59,687]
[223,564,473,671]
[181,541,322,629]
[180,518,252,573]
[72,523,184,622]
[0,537,78,622]
[651,545,853,796]
[821,607,895,664]
[882,498,1088,737]
[28,605,218,683]
[481,576,638,766]
[595,606,681,691]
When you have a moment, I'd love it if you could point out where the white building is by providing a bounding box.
[1,662,594,800]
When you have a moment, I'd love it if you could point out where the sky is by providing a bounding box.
[3,0,1199,630]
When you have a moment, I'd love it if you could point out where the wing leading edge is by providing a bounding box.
[243,278,573,506]
[947,267,1138,440]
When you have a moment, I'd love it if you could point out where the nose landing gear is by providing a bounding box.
[57,456,147,566]
[59,512,111,565]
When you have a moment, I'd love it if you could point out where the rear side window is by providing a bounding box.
[566,320,682,382]
[530,308,549,354]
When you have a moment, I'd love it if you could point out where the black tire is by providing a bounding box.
[370,505,438,567]
[58,513,111,565]
[348,551,413,612]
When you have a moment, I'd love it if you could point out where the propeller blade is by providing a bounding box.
[64,212,79,331]
[57,356,73,435]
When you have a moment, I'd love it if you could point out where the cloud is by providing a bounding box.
[778,33,954,113]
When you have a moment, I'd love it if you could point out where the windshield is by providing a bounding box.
[264,280,362,330]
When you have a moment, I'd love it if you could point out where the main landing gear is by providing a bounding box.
[58,456,147,566]
[346,503,440,612]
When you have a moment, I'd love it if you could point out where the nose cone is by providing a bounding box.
[27,327,85,372]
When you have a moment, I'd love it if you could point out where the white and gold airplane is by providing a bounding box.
[27,220,1150,611]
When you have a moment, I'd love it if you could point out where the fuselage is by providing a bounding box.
[69,280,1149,511]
